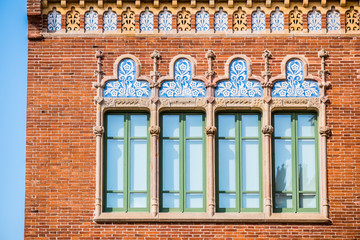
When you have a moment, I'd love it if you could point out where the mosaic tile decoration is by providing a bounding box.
[196,8,210,32]
[104,59,150,98]
[103,9,117,31]
[271,8,284,32]
[272,59,319,97]
[215,59,263,97]
[252,8,266,32]
[140,8,154,32]
[160,58,206,98]
[308,8,322,32]
[85,8,98,32]
[214,8,228,32]
[48,8,61,32]
[327,8,341,31]
[158,8,172,31]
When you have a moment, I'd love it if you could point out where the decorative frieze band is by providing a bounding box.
[44,4,360,34]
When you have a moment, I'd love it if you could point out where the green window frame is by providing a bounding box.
[103,112,150,212]
[160,113,206,212]
[273,112,319,213]
[216,113,263,213]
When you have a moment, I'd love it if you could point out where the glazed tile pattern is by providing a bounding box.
[215,59,263,97]
[308,9,322,32]
[158,8,172,31]
[327,8,340,31]
[85,8,98,31]
[196,8,210,32]
[47,8,61,32]
[140,8,154,32]
[214,9,228,32]
[270,8,284,32]
[104,59,150,98]
[103,9,117,31]
[160,59,206,98]
[272,59,319,97]
[252,8,266,32]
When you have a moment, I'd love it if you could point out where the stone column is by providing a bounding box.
[205,50,217,216]
[149,50,161,217]
[261,50,273,218]
[318,49,332,219]
[93,50,105,218]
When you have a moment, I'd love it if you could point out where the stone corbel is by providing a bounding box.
[205,126,217,136]
[319,126,332,138]
[93,126,104,136]
[149,125,161,136]
[261,125,274,136]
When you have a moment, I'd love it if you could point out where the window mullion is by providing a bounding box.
[180,114,185,212]
[236,113,241,212]
[124,113,129,212]
[293,113,298,213]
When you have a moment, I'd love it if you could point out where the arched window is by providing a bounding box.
[326,7,340,31]
[158,8,172,32]
[85,7,98,32]
[214,8,228,32]
[195,7,209,32]
[251,7,266,32]
[271,7,284,32]
[47,8,61,32]
[103,8,117,32]
[140,8,154,32]
[308,8,322,32]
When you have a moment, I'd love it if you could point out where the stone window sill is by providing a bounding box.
[94,212,331,223]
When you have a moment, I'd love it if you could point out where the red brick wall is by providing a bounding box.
[26,36,360,239]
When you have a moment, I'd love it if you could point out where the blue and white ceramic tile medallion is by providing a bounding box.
[327,8,340,31]
[158,8,172,31]
[140,8,154,32]
[48,8,61,32]
[308,8,322,32]
[104,59,150,98]
[196,8,210,32]
[272,59,319,97]
[270,8,284,32]
[103,9,117,31]
[252,8,266,32]
[214,8,228,32]
[85,8,98,32]
[160,59,206,98]
[215,59,263,97]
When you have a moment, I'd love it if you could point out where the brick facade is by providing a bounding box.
[26,1,360,239]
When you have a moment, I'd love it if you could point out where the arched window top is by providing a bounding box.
[327,7,340,31]
[47,7,61,32]
[308,7,322,32]
[214,8,228,32]
[270,7,284,32]
[103,8,117,32]
[252,7,266,32]
[196,7,210,32]
[85,7,98,32]
[215,58,263,98]
[104,57,150,98]
[159,7,172,32]
[272,58,319,97]
[159,57,206,98]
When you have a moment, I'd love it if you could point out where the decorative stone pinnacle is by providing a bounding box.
[206,50,216,60]
[318,49,329,59]
[262,125,274,135]
[151,50,161,59]
[149,126,161,136]
[205,126,217,135]
[262,49,272,59]
[319,126,332,138]
[95,50,104,59]
[262,49,272,74]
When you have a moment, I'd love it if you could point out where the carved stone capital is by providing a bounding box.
[319,126,332,138]
[149,81,161,88]
[151,96,159,104]
[94,96,104,105]
[263,96,272,104]
[262,125,274,135]
[205,126,217,136]
[207,96,215,104]
[93,126,104,136]
[149,126,161,136]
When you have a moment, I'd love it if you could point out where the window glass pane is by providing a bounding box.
[274,139,292,191]
[298,115,315,137]
[275,193,292,208]
[107,139,124,191]
[219,193,236,209]
[186,115,203,138]
[186,140,203,191]
[163,115,179,138]
[299,194,316,208]
[218,115,235,138]
[130,140,147,191]
[107,193,123,208]
[242,194,259,208]
[298,139,316,191]
[130,115,147,137]
[130,193,147,208]
[163,193,180,208]
[274,115,291,137]
[242,115,259,137]
[162,140,179,191]
[242,140,259,191]
[218,140,236,191]
[186,194,203,208]
[107,115,124,138]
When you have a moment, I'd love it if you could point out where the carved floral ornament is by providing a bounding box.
[46,5,360,34]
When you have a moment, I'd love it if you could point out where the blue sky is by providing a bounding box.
[0,0,27,239]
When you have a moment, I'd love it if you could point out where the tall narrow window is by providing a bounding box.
[216,113,262,212]
[160,113,206,212]
[103,113,149,212]
[273,113,318,212]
